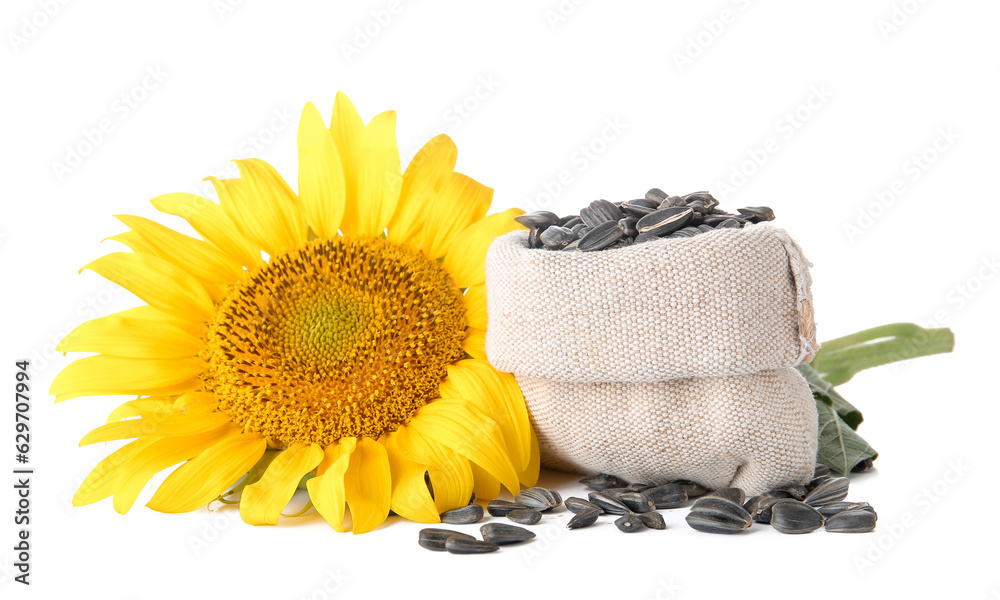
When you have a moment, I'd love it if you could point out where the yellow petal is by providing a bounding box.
[105,230,155,254]
[420,173,494,259]
[441,359,532,471]
[146,433,267,513]
[519,427,541,488]
[386,134,457,246]
[463,328,487,359]
[343,436,392,534]
[105,397,177,424]
[150,192,262,269]
[73,438,157,506]
[329,92,364,225]
[339,110,401,237]
[383,431,439,523]
[112,427,240,514]
[297,102,346,239]
[394,425,472,514]
[463,285,488,330]
[57,310,202,359]
[307,437,357,532]
[240,442,324,525]
[470,462,501,500]
[442,208,525,287]
[81,252,214,321]
[80,411,232,445]
[409,399,521,496]
[209,158,307,257]
[51,355,201,403]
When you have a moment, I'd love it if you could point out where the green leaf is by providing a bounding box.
[798,363,863,430]
[812,323,954,386]
[816,400,878,476]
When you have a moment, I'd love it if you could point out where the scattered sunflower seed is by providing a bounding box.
[817,502,876,519]
[637,511,666,530]
[440,504,485,524]
[825,508,877,533]
[644,484,688,509]
[480,523,536,545]
[418,528,476,551]
[507,508,542,525]
[770,501,824,534]
[565,497,603,514]
[515,487,561,511]
[707,487,745,505]
[804,477,850,507]
[487,499,520,517]
[675,480,709,498]
[567,507,601,529]
[445,536,500,554]
[619,491,656,513]
[579,473,628,491]
[587,491,631,515]
[686,497,753,534]
[814,464,832,478]
[615,514,645,533]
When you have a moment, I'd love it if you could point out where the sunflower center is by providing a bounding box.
[201,236,468,446]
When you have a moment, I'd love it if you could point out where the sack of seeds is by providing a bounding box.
[484,216,820,496]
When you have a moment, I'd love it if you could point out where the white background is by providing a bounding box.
[2,1,998,598]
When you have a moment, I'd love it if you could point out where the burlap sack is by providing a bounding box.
[484,223,819,495]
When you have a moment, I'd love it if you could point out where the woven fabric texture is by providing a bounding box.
[517,367,818,495]
[485,224,818,383]
[484,223,819,491]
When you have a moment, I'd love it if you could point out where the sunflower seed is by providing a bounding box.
[418,528,476,551]
[682,192,719,211]
[817,502,876,519]
[618,217,639,238]
[528,227,543,249]
[645,188,668,201]
[669,229,695,239]
[570,223,588,239]
[685,497,752,534]
[776,484,808,500]
[737,206,775,222]
[445,536,500,554]
[633,232,660,244]
[747,496,790,524]
[515,487,561,511]
[588,491,631,515]
[566,507,601,529]
[507,508,542,525]
[637,511,666,530]
[578,220,625,252]
[697,224,715,233]
[619,492,655,513]
[642,484,688,509]
[580,199,622,227]
[440,504,485,524]
[560,215,582,228]
[565,497,603,514]
[580,473,628,491]
[480,523,536,545]
[487,499,520,517]
[563,240,580,252]
[515,211,561,229]
[825,508,877,533]
[804,477,849,506]
[675,480,709,498]
[852,458,875,473]
[615,514,645,533]
[716,218,742,229]
[770,501,824,534]
[814,463,832,478]
[707,487,745,505]
[808,475,832,491]
[539,226,575,249]
[659,195,687,208]
[621,200,658,218]
[636,207,693,236]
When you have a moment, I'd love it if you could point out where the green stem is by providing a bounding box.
[812,323,954,385]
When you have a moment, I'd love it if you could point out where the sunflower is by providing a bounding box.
[51,92,538,533]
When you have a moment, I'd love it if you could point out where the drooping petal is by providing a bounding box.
[383,430,439,523]
[387,134,458,246]
[343,437,392,534]
[73,438,157,506]
[240,442,324,525]
[57,311,202,359]
[462,328,487,359]
[442,208,525,287]
[51,355,201,403]
[112,427,241,514]
[114,214,244,284]
[146,433,267,513]
[307,437,357,532]
[209,158,307,257]
[339,111,402,238]
[150,192,262,269]
[80,412,233,445]
[394,425,473,514]
[80,252,214,321]
[297,102,346,239]
[463,285,488,331]
[409,399,521,496]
